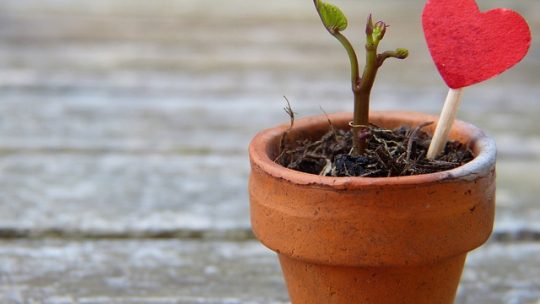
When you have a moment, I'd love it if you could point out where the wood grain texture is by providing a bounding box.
[0,0,538,302]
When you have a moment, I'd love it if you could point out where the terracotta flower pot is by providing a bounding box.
[249,111,496,304]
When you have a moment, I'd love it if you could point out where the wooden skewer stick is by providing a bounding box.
[427,88,464,160]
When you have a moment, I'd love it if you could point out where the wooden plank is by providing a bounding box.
[0,2,537,302]
[0,240,538,304]
[0,152,537,235]
[0,154,250,234]
[0,0,537,90]
[0,239,288,304]
[0,95,538,158]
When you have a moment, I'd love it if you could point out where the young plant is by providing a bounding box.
[313,0,408,155]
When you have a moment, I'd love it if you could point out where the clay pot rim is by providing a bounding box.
[250,111,496,190]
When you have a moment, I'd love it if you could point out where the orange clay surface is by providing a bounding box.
[249,112,496,304]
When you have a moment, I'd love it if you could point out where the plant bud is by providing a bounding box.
[374,21,387,41]
[365,14,374,36]
[395,48,409,59]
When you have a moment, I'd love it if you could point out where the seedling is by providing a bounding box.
[280,0,531,177]
[313,0,408,155]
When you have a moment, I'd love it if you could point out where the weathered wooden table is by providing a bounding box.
[0,0,538,303]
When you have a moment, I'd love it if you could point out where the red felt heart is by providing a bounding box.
[422,0,531,89]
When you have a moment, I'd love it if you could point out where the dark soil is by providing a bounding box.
[275,122,474,178]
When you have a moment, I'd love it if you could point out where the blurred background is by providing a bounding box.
[0,0,538,303]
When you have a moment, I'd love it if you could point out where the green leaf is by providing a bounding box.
[316,0,348,32]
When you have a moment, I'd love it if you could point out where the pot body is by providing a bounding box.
[249,112,496,304]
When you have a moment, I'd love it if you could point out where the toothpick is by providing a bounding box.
[427,88,464,160]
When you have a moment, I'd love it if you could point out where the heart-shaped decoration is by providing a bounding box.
[423,0,531,89]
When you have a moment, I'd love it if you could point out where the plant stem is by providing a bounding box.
[352,91,369,154]
[312,2,408,156]
[351,23,380,155]
[360,41,379,95]
[332,32,367,155]
[350,18,408,155]
[334,33,360,90]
